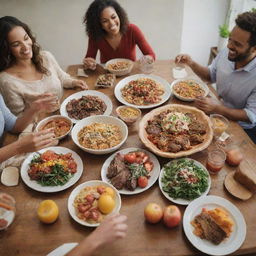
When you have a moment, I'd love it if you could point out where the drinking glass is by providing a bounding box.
[139,55,154,73]
[206,149,226,174]
[172,65,187,79]
[0,193,16,230]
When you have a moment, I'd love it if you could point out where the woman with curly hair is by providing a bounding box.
[83,0,155,70]
[0,16,88,115]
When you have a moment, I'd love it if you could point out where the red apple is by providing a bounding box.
[144,203,163,224]
[163,205,181,228]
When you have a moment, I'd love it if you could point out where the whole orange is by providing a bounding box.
[144,203,163,224]
[37,200,59,224]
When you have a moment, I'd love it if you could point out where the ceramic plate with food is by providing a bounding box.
[101,147,160,195]
[60,90,112,123]
[159,158,211,205]
[20,147,83,192]
[105,58,134,76]
[68,180,121,227]
[171,79,209,101]
[114,74,171,109]
[183,195,246,256]
[139,104,213,158]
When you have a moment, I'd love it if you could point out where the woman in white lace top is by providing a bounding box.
[0,16,88,115]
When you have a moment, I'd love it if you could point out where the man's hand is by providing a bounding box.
[194,96,222,114]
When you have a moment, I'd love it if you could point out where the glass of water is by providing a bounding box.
[172,65,187,79]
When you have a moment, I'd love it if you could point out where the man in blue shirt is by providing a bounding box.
[175,11,256,143]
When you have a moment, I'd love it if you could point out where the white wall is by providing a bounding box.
[181,0,230,65]
[1,0,232,69]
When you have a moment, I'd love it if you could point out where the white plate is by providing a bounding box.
[159,158,211,205]
[183,195,246,256]
[68,180,121,227]
[60,90,113,123]
[101,147,160,195]
[20,147,83,193]
[170,78,209,102]
[114,74,171,109]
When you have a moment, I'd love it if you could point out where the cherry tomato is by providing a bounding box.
[138,176,148,188]
[144,161,153,172]
[85,194,95,204]
[97,186,105,194]
[124,153,137,163]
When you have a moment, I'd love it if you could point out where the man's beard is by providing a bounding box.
[228,46,252,62]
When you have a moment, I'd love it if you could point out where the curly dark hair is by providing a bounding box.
[0,16,49,74]
[83,0,129,40]
[235,11,256,47]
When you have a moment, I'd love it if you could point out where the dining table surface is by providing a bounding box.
[1,60,256,256]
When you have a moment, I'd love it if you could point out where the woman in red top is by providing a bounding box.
[83,0,155,70]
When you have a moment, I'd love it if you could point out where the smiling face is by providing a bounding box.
[227,26,256,66]
[100,7,120,36]
[7,26,33,61]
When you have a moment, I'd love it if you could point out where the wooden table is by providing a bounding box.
[1,61,256,256]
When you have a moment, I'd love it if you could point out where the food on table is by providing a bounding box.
[144,202,163,224]
[38,117,71,138]
[37,200,59,224]
[66,95,107,120]
[191,207,233,245]
[163,205,181,228]
[73,185,116,224]
[121,78,164,105]
[28,150,77,186]
[146,110,207,153]
[78,122,122,150]
[1,166,19,186]
[173,80,205,99]
[95,74,115,88]
[161,158,209,200]
[107,61,131,71]
[234,160,256,193]
[107,151,154,191]
[116,105,141,124]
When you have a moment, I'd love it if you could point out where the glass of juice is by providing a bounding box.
[206,149,226,174]
[0,193,16,230]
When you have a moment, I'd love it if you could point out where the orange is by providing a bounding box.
[104,187,115,198]
[37,200,59,224]
[98,194,115,214]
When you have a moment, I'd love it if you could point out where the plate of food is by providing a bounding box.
[20,147,83,192]
[68,180,121,227]
[114,74,171,109]
[183,195,246,256]
[95,73,116,88]
[105,58,134,76]
[139,104,213,158]
[170,79,209,101]
[60,90,112,123]
[101,147,160,195]
[159,158,211,205]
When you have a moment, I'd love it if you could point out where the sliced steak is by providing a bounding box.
[146,124,162,135]
[126,177,137,191]
[107,153,125,178]
[194,212,227,245]
[189,122,206,134]
[110,168,130,190]
[189,134,204,145]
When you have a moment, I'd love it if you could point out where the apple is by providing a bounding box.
[163,205,181,228]
[144,203,163,224]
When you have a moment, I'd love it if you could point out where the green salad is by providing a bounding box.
[161,158,209,201]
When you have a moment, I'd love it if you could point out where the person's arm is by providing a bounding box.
[132,24,156,60]
[44,51,87,90]
[175,54,211,82]
[0,129,56,163]
[66,214,127,256]
[83,38,98,70]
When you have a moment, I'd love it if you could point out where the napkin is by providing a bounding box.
[46,243,78,256]
[77,68,88,77]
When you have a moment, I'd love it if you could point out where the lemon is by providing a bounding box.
[104,187,115,198]
[98,194,115,214]
[37,200,59,224]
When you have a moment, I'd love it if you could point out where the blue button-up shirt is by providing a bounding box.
[209,49,256,129]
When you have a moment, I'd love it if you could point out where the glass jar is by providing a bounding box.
[0,193,16,230]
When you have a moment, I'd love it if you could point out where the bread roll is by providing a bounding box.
[234,161,256,193]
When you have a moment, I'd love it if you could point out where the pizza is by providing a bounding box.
[139,104,213,158]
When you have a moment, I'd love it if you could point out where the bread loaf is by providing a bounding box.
[234,161,256,193]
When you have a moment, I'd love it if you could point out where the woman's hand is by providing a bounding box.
[72,80,88,90]
[15,129,58,154]
[175,54,193,67]
[83,57,97,70]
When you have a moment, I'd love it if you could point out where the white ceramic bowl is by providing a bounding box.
[116,105,142,125]
[171,79,209,102]
[68,180,122,227]
[105,58,134,76]
[71,115,128,155]
[36,115,72,140]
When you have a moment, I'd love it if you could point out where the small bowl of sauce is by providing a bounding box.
[116,105,141,125]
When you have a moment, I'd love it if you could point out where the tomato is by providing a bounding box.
[85,194,95,204]
[144,161,153,172]
[138,176,148,188]
[97,186,106,194]
[124,152,137,163]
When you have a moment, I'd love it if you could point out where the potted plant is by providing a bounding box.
[218,24,230,51]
